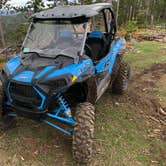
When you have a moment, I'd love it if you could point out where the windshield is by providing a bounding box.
[22,20,88,58]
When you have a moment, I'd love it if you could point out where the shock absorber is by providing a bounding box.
[56,93,72,118]
[45,93,74,135]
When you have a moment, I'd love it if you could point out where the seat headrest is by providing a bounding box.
[88,31,103,39]
[60,30,73,38]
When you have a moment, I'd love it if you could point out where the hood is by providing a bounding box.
[4,54,94,84]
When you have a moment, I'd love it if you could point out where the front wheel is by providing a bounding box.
[72,102,95,163]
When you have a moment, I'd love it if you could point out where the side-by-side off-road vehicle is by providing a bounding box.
[0,3,130,163]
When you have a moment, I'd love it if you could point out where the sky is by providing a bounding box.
[8,0,52,7]
[8,0,77,7]
[8,0,30,6]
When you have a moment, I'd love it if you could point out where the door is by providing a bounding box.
[95,37,126,100]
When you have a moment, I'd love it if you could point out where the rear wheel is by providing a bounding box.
[0,85,17,130]
[72,102,95,163]
[112,62,130,94]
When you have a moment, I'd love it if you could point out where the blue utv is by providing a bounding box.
[0,3,130,163]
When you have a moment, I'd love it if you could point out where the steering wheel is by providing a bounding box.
[85,44,92,58]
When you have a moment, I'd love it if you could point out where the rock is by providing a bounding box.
[159,108,166,116]
[115,102,120,106]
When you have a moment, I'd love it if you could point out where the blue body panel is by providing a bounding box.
[13,71,34,83]
[6,56,21,74]
[96,38,126,74]
[35,66,55,79]
[46,59,94,79]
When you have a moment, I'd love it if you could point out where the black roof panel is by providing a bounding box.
[32,3,112,20]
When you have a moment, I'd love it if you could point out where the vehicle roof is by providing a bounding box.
[32,3,112,20]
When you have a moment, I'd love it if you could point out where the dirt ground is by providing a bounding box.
[130,63,166,126]
[130,63,166,140]
[0,41,165,166]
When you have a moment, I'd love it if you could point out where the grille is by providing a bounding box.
[9,82,42,108]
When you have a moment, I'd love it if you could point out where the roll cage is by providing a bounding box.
[31,3,117,57]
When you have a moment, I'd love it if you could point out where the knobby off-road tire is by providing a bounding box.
[72,102,95,164]
[0,85,17,130]
[112,62,130,95]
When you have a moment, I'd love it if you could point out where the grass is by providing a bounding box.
[93,96,149,165]
[0,41,166,165]
[124,41,166,75]
[156,75,166,108]
[0,57,6,68]
[0,57,6,63]
[93,93,166,166]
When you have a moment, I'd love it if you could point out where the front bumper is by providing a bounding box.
[7,104,47,120]
[2,80,75,135]
[5,81,49,120]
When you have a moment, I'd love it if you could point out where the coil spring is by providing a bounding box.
[56,93,69,112]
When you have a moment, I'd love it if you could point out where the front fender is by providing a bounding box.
[46,59,95,83]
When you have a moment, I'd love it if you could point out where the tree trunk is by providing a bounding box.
[129,5,133,20]
[54,0,56,6]
[0,16,6,47]
[116,0,120,27]
[150,14,154,29]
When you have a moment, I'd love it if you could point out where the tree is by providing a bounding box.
[115,0,166,27]
[0,0,10,9]
[116,0,120,27]
[47,0,58,7]
[0,0,10,47]
[26,0,45,13]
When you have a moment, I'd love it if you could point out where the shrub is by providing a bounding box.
[125,19,138,40]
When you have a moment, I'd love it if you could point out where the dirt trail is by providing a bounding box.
[111,63,166,139]
[130,63,166,123]
[110,63,166,163]
[128,63,166,145]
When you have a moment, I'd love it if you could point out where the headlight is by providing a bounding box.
[53,79,67,88]
[50,79,68,94]
[41,78,67,91]
[39,74,74,94]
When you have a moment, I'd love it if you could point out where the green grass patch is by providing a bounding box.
[92,93,152,165]
[158,86,166,98]
[0,57,6,63]
[125,41,166,75]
